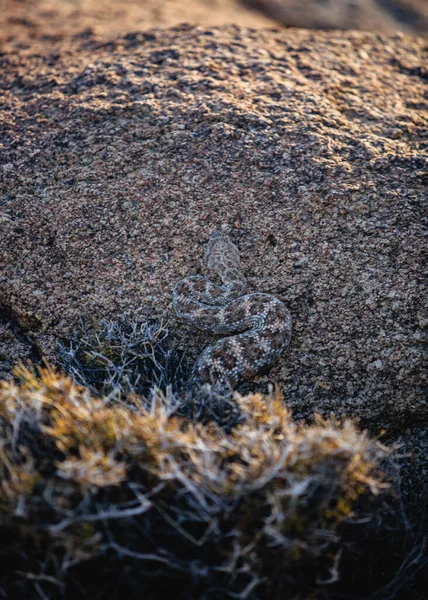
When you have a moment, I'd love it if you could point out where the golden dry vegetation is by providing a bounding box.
[0,363,390,598]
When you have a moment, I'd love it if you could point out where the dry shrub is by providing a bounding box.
[57,316,189,397]
[0,364,389,599]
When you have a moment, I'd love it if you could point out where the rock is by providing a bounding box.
[398,424,428,506]
[0,0,276,52]
[0,315,35,380]
[0,26,426,435]
[245,0,428,36]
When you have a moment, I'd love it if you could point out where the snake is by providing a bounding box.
[172,230,292,386]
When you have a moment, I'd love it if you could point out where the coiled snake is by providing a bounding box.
[173,230,292,386]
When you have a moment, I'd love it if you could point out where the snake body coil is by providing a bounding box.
[173,230,292,385]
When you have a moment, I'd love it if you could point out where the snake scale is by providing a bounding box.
[173,230,292,386]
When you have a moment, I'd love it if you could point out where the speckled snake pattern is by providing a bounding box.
[173,230,292,386]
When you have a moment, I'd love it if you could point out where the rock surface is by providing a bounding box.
[0,26,427,433]
[245,0,428,35]
[0,0,275,51]
[2,0,428,47]
[0,316,34,380]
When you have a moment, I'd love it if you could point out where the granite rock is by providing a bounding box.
[0,25,427,433]
[245,0,428,36]
[0,0,275,52]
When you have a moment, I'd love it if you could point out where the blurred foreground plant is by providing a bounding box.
[0,364,390,599]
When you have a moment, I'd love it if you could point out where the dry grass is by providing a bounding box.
[57,315,189,398]
[0,363,390,598]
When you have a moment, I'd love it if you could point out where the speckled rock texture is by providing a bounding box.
[245,0,428,36]
[0,317,34,380]
[0,26,427,433]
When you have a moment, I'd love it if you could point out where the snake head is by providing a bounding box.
[204,230,241,272]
